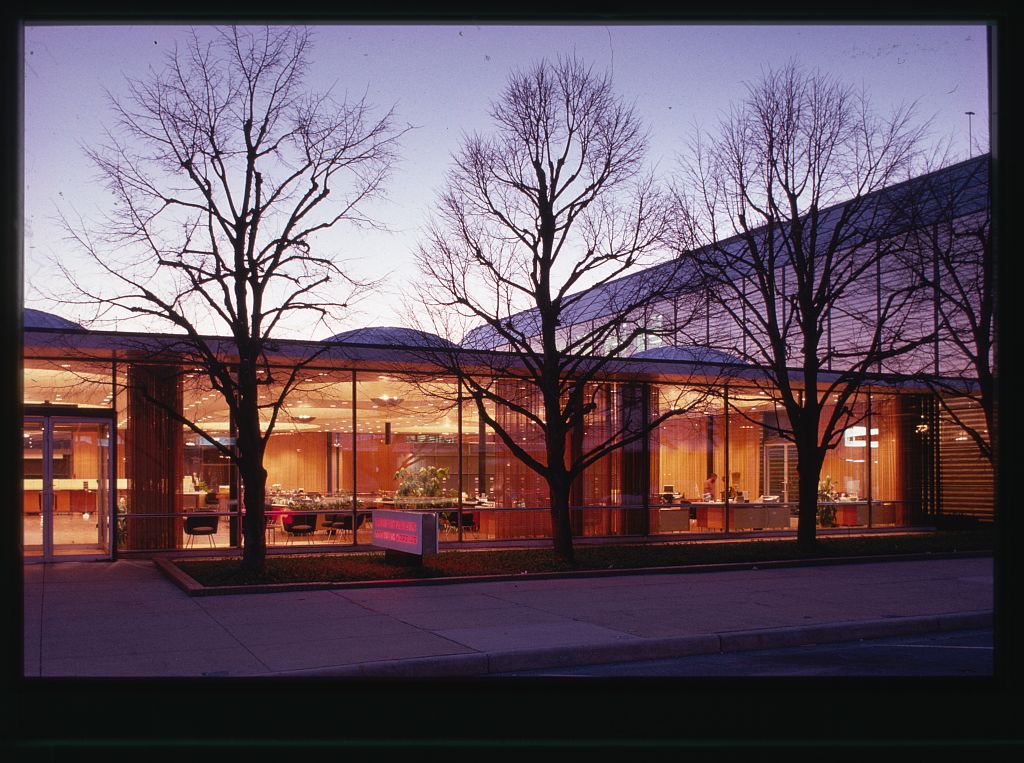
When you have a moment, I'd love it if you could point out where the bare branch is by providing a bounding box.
[47,25,404,573]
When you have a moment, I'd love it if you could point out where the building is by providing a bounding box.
[20,156,994,562]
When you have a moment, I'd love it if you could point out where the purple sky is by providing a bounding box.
[23,22,990,337]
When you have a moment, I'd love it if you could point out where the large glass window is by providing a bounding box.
[262,369,357,544]
[869,391,936,527]
[26,352,938,555]
[725,387,791,531]
[23,359,115,409]
[724,387,765,505]
[460,395,497,539]
[349,373,461,538]
[652,385,725,533]
[486,380,552,539]
[573,382,646,537]
[818,394,871,527]
[351,373,458,494]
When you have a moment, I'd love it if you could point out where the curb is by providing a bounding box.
[272,610,993,678]
[155,549,994,597]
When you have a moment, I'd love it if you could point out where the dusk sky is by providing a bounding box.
[22,22,991,337]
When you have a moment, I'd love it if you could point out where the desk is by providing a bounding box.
[693,503,725,530]
[831,501,869,526]
[691,502,791,531]
[658,507,693,532]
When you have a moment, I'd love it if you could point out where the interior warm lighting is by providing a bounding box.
[372,395,403,407]
[844,426,878,448]
[292,415,316,423]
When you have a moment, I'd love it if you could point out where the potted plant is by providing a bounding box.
[191,477,218,507]
[393,466,455,509]
[817,475,838,527]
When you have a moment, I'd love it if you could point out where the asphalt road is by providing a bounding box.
[496,628,994,677]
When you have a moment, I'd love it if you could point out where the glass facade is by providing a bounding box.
[23,360,117,559]
[21,350,974,556]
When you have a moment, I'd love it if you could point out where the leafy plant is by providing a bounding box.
[394,466,451,498]
[817,475,837,526]
[323,496,363,511]
[817,475,837,501]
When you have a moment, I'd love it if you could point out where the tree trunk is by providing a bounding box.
[239,462,267,574]
[548,476,575,565]
[237,407,268,573]
[795,435,823,553]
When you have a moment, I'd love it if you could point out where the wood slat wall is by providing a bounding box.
[658,414,713,501]
[126,365,183,550]
[264,432,329,494]
[69,425,99,478]
[938,398,995,519]
[726,416,761,499]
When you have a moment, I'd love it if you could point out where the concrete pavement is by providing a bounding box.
[21,554,993,678]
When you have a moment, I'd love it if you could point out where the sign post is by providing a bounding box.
[372,509,438,566]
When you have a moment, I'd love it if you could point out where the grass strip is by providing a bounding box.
[174,529,992,587]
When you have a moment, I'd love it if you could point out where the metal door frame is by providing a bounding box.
[23,407,116,563]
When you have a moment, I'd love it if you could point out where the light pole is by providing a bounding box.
[965,111,976,157]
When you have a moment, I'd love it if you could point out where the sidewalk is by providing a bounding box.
[22,554,993,678]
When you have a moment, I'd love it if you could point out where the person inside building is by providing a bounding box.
[703,473,718,501]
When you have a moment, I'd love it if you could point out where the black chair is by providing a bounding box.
[325,512,365,540]
[281,512,317,543]
[439,511,458,533]
[323,513,341,539]
[183,512,219,548]
[439,510,475,533]
[264,512,280,545]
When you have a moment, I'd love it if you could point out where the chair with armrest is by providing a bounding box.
[326,512,366,540]
[281,511,318,543]
[183,512,219,548]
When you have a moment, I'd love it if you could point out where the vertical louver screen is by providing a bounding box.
[938,396,994,520]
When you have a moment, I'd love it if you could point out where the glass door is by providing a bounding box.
[22,415,113,561]
[22,418,45,559]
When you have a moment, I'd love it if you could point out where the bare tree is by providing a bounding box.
[51,27,404,572]
[410,57,710,563]
[674,62,931,551]
[894,155,994,465]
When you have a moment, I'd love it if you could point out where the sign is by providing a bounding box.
[843,426,879,449]
[372,509,438,557]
